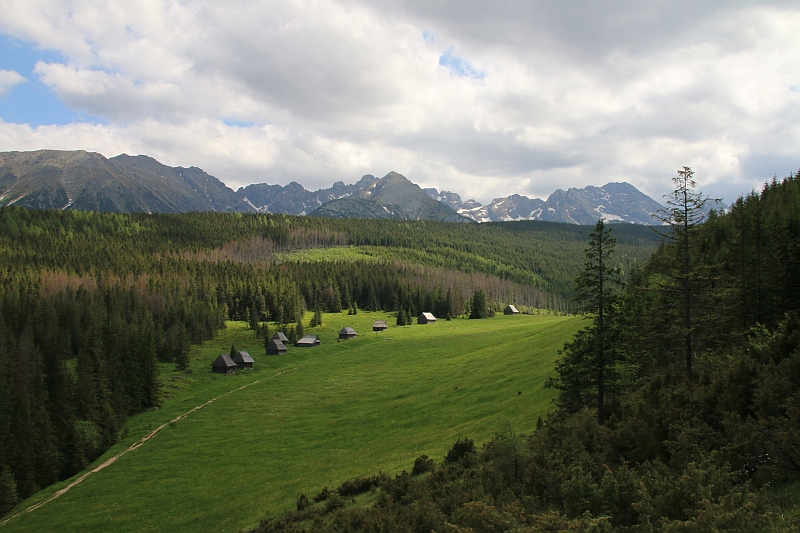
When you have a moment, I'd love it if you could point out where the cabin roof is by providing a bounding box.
[233,351,254,364]
[212,354,236,367]
[297,335,320,346]
[266,339,287,352]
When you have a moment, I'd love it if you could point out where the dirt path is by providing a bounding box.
[0,368,296,527]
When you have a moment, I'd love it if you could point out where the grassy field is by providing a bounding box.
[2,312,582,533]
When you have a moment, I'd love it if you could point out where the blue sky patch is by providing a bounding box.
[0,33,105,126]
[438,47,484,79]
[223,118,257,128]
[422,31,434,44]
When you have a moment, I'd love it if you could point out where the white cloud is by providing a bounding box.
[0,1,799,204]
[0,69,26,95]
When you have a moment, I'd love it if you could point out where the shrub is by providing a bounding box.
[313,486,333,502]
[337,476,377,497]
[445,438,476,463]
[411,455,435,475]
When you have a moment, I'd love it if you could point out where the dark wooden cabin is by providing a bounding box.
[504,304,520,315]
[211,354,237,374]
[266,339,288,355]
[272,332,289,343]
[339,327,357,339]
[372,320,388,331]
[233,351,254,369]
[297,335,321,348]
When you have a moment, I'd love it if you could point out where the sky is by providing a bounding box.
[1,1,799,205]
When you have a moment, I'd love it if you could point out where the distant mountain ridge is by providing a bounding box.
[424,182,666,224]
[1,149,672,224]
[0,149,252,213]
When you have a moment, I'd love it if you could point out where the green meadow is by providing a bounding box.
[3,312,581,533]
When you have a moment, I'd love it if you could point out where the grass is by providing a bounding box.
[2,312,582,533]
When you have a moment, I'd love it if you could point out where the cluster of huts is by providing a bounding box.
[213,306,520,373]
[211,350,254,374]
[265,331,321,355]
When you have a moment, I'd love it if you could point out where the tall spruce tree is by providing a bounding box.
[653,167,710,382]
[548,219,621,425]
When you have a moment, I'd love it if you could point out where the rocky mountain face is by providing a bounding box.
[236,175,380,215]
[310,172,473,222]
[425,182,666,224]
[0,150,252,213]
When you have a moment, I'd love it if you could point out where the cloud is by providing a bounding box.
[0,1,798,205]
[0,69,26,95]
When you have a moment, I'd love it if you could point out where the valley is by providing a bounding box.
[1,313,581,532]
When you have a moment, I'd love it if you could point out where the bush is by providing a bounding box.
[411,455,435,475]
[337,476,377,497]
[313,486,333,502]
[295,493,309,512]
[445,438,476,463]
[325,495,346,513]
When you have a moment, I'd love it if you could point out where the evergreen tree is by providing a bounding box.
[396,309,407,326]
[653,167,711,382]
[286,326,298,345]
[295,316,304,339]
[469,289,487,319]
[310,307,323,328]
[547,219,621,425]
[0,464,18,517]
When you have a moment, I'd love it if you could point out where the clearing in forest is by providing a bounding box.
[2,312,581,533]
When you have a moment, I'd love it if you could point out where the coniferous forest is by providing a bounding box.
[252,171,800,532]
[0,207,656,514]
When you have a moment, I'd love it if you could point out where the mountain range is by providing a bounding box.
[1,149,668,224]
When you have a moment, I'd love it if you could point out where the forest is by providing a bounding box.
[250,170,800,532]
[0,207,657,515]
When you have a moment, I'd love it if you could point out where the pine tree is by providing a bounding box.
[0,464,18,517]
[295,316,304,339]
[547,219,621,425]
[653,167,712,382]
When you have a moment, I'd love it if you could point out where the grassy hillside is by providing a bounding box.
[1,312,581,533]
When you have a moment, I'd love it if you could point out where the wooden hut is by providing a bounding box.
[297,335,321,348]
[211,354,236,374]
[233,350,254,369]
[339,327,357,339]
[372,320,388,331]
[266,339,287,355]
[418,312,437,324]
[504,305,520,315]
[272,331,289,343]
